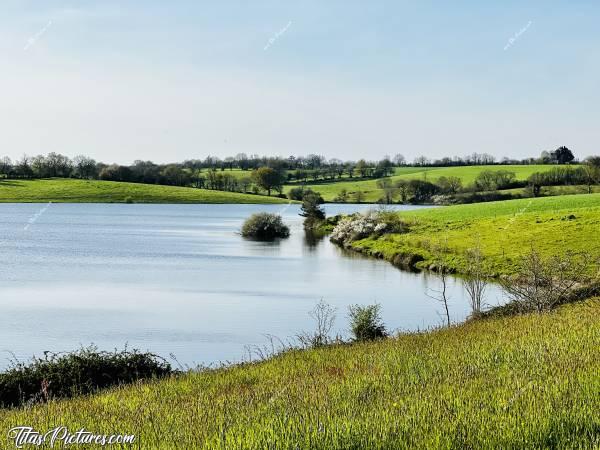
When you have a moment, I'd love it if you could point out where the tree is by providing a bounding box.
[251,167,284,196]
[73,155,98,179]
[376,178,395,204]
[474,170,498,191]
[376,157,394,177]
[0,157,12,177]
[395,180,411,203]
[527,172,544,197]
[345,164,355,178]
[426,240,451,327]
[437,176,462,194]
[161,164,189,186]
[539,150,552,164]
[239,177,252,193]
[300,191,326,229]
[463,242,488,315]
[408,179,438,203]
[582,156,600,194]
[413,155,429,166]
[355,159,368,178]
[500,248,593,313]
[16,155,33,178]
[551,146,575,164]
[393,153,406,166]
[45,152,73,177]
[305,154,325,169]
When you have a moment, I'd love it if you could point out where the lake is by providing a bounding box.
[0,203,505,370]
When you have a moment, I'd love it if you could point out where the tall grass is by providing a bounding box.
[1,299,598,449]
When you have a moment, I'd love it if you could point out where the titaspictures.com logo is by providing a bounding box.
[7,426,135,448]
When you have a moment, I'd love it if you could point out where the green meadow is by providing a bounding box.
[349,193,600,276]
[1,175,598,449]
[0,298,598,449]
[0,165,579,204]
[286,165,564,202]
[0,178,289,204]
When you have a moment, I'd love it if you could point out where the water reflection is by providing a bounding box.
[303,230,326,249]
[0,203,505,369]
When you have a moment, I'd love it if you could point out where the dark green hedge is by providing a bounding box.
[0,347,173,408]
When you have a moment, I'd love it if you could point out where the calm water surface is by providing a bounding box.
[0,203,504,369]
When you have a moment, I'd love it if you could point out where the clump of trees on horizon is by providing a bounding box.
[0,146,594,199]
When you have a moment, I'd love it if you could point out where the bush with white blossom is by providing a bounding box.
[330,210,407,245]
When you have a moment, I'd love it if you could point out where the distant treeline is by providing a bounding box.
[0,146,589,197]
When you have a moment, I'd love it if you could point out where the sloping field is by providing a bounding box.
[0,178,289,204]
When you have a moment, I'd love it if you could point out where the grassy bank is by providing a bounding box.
[345,193,600,276]
[1,299,598,448]
[0,178,289,204]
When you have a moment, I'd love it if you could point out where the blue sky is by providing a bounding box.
[1,0,598,163]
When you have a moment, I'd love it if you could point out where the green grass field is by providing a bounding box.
[0,189,598,448]
[0,178,289,204]
[349,193,600,276]
[1,298,598,449]
[199,168,255,180]
[286,165,563,202]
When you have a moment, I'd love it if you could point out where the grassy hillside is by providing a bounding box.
[0,178,289,204]
[286,165,563,202]
[1,299,598,449]
[348,193,600,276]
[390,164,552,183]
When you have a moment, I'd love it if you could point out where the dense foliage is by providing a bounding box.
[241,213,290,240]
[348,304,387,341]
[300,190,326,230]
[0,347,172,408]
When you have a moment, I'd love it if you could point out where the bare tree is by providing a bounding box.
[500,248,594,313]
[427,241,451,327]
[393,153,406,166]
[463,243,488,315]
[297,299,337,348]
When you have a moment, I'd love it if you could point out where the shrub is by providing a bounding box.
[241,213,290,240]
[348,304,387,341]
[500,249,595,313]
[288,187,324,203]
[330,210,407,245]
[297,300,337,348]
[407,179,438,203]
[0,347,172,408]
[287,187,305,201]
